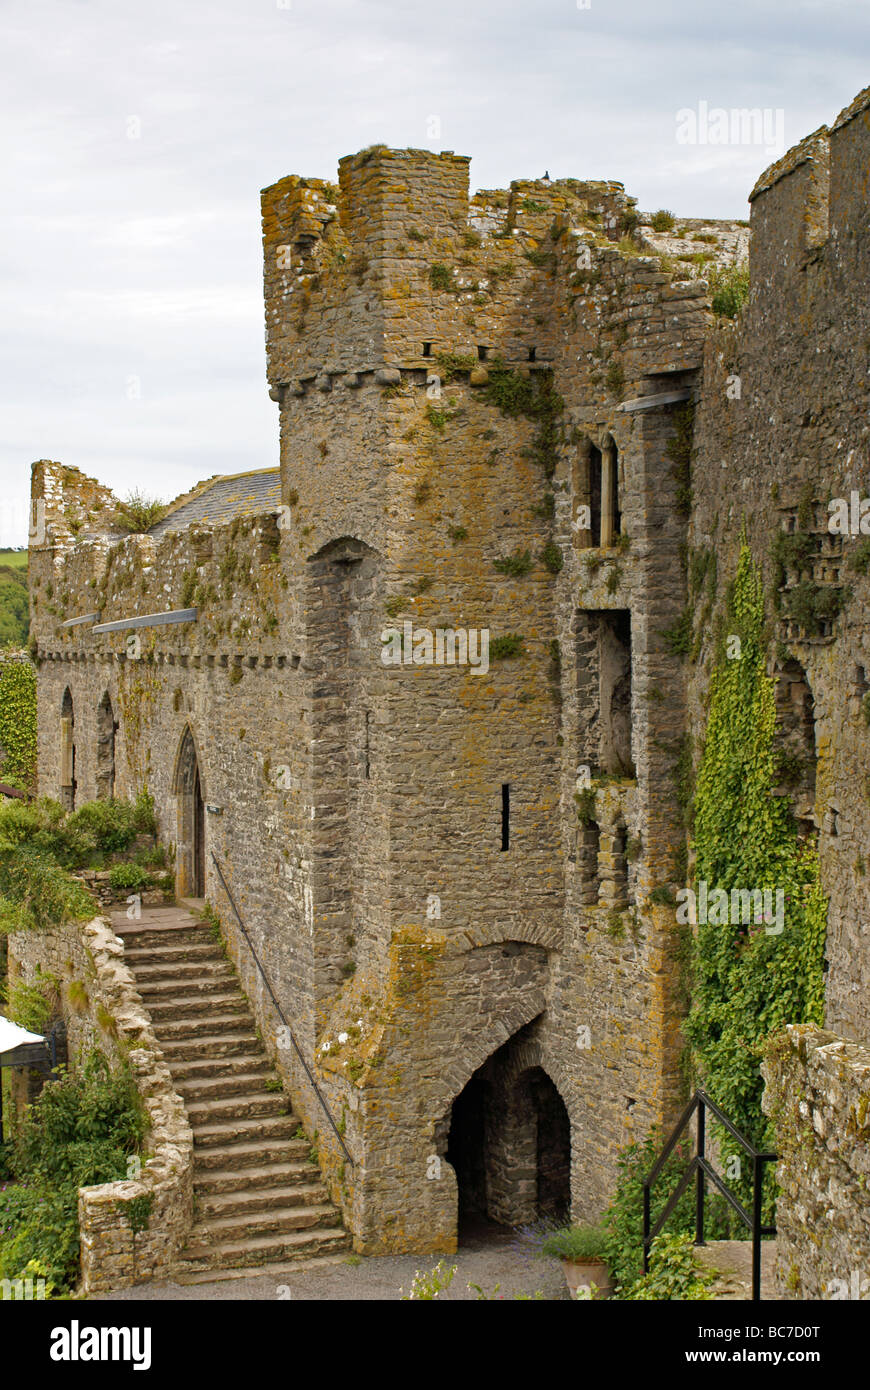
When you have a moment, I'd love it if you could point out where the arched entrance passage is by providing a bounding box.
[446,1029,571,1233]
[96,692,116,800]
[173,726,205,899]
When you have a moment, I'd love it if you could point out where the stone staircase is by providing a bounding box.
[113,905,351,1283]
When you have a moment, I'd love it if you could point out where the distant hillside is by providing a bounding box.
[0,549,28,570]
[0,551,28,647]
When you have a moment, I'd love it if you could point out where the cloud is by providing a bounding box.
[1,0,867,543]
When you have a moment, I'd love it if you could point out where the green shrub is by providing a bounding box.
[708,263,750,319]
[600,1130,729,1293]
[108,862,150,894]
[0,659,36,785]
[0,571,29,648]
[0,1052,145,1292]
[67,799,139,853]
[0,844,94,931]
[663,609,692,657]
[0,792,160,932]
[848,538,870,577]
[650,209,675,232]
[14,1053,145,1188]
[490,634,525,660]
[541,1224,607,1260]
[3,972,59,1033]
[0,1184,80,1291]
[115,491,166,533]
[618,1232,715,1300]
[574,787,596,825]
[685,540,827,1214]
[541,542,563,574]
[493,549,533,577]
[428,264,452,292]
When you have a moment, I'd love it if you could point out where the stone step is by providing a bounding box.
[159,1031,261,1061]
[195,1203,341,1244]
[195,1139,312,1171]
[136,968,236,996]
[153,1012,256,1042]
[167,1054,272,1082]
[172,1251,349,1285]
[185,1092,289,1126]
[147,992,250,1023]
[176,1069,276,1101]
[120,905,350,1279]
[192,1114,298,1149]
[175,1226,351,1274]
[194,1160,318,1195]
[118,926,214,951]
[198,1182,328,1219]
[123,943,225,967]
[133,959,234,984]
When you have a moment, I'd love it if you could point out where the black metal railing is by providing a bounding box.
[642,1088,776,1301]
[210,853,353,1168]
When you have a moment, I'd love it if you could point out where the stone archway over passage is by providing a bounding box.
[445,1024,571,1234]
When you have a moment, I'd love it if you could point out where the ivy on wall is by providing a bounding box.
[684,540,827,1185]
[0,658,37,788]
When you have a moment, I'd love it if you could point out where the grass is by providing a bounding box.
[0,550,28,569]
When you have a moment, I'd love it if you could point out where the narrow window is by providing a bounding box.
[364,709,371,779]
[501,783,510,851]
[477,345,489,361]
[60,687,76,811]
[600,440,619,547]
[589,444,602,546]
[527,347,536,362]
[422,341,432,357]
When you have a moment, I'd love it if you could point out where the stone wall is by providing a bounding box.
[762,1024,870,1300]
[7,917,194,1293]
[25,85,870,1263]
[686,84,870,1044]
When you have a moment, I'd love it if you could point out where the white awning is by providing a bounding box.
[0,1015,45,1053]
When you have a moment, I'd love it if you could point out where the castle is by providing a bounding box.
[26,84,870,1277]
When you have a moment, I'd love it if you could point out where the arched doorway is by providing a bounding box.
[173,726,205,899]
[60,688,76,810]
[96,692,116,800]
[773,656,817,838]
[446,1033,571,1234]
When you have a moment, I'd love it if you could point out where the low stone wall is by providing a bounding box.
[762,1023,870,1300]
[7,916,194,1293]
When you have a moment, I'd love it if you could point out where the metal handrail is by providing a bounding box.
[210,853,353,1167]
[642,1088,776,1301]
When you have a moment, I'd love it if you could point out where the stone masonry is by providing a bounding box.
[25,84,870,1266]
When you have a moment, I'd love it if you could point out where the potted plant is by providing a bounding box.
[541,1224,613,1299]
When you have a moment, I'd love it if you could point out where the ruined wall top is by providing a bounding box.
[747,84,870,298]
[261,145,642,388]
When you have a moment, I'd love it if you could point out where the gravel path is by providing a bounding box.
[96,1228,570,1301]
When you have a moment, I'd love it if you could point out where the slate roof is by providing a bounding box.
[150,469,282,537]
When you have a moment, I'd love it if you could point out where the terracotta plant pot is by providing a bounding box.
[562,1257,613,1300]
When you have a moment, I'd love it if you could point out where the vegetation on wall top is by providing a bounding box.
[0,791,160,933]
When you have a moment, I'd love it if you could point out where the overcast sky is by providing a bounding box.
[1,0,866,546]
